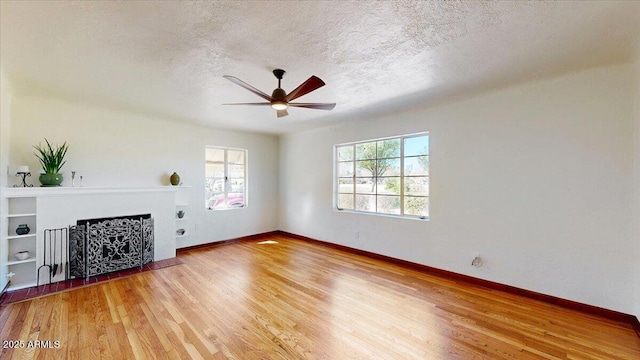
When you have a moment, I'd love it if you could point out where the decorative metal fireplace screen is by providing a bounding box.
[69,214,153,280]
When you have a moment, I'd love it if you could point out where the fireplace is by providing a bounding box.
[69,214,154,280]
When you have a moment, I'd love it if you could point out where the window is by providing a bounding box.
[205,147,247,210]
[335,133,429,219]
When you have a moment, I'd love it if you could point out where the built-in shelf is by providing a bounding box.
[6,234,37,240]
[7,213,37,218]
[6,257,37,266]
[175,187,190,243]
[3,196,38,290]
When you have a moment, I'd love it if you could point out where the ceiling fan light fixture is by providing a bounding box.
[271,101,288,110]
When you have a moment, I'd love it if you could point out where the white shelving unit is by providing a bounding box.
[176,204,188,239]
[3,196,38,290]
[174,186,190,242]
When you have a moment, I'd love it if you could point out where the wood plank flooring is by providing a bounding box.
[1,233,639,359]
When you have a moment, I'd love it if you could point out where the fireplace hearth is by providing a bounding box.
[69,214,154,280]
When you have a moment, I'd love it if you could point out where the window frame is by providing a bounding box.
[334,132,429,220]
[205,146,248,210]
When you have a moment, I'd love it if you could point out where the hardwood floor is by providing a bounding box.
[1,233,639,359]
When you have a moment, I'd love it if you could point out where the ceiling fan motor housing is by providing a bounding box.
[271,88,287,102]
[271,88,288,110]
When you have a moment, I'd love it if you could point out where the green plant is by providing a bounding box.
[33,138,69,174]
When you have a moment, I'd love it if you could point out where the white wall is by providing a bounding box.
[8,96,280,248]
[280,64,636,314]
[0,70,9,191]
[0,68,12,289]
[634,49,640,319]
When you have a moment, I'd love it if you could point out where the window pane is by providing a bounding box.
[355,178,376,194]
[355,160,375,177]
[405,177,429,196]
[206,163,224,178]
[404,136,429,157]
[404,156,428,176]
[377,195,400,214]
[228,150,245,165]
[205,148,225,207]
[338,178,353,193]
[337,146,354,161]
[229,179,244,193]
[355,142,376,160]
[206,148,225,162]
[209,190,245,209]
[206,176,225,196]
[211,194,224,209]
[404,197,429,217]
[378,177,401,195]
[226,192,245,208]
[338,194,354,210]
[228,164,244,179]
[377,158,400,176]
[338,162,354,177]
[204,177,224,207]
[377,139,400,158]
[206,147,225,181]
[355,194,375,212]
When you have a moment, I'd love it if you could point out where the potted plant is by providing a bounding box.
[33,138,69,187]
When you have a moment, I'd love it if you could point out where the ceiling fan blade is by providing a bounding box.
[277,109,289,118]
[222,102,271,106]
[223,75,273,101]
[288,102,336,110]
[285,76,326,102]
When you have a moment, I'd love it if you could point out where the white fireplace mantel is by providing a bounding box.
[4,186,180,198]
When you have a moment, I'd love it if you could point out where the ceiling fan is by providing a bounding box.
[222,69,336,117]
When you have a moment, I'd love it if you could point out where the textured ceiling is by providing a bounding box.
[1,1,639,134]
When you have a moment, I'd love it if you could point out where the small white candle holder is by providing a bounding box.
[14,165,33,188]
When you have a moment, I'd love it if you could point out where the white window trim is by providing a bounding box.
[334,132,429,221]
[206,146,248,210]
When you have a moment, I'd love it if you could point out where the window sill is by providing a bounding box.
[206,206,246,211]
[335,208,429,221]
